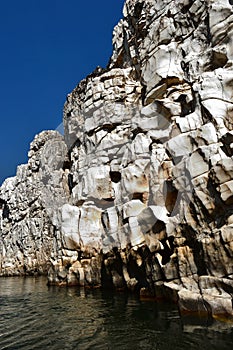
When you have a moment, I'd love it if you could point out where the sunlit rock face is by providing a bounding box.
[0,131,69,275]
[1,0,233,318]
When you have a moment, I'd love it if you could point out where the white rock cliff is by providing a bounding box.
[1,0,233,318]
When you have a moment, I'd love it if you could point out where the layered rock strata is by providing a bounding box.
[1,0,233,318]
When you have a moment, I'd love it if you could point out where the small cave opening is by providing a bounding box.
[134,2,144,19]
[75,200,85,207]
[68,174,74,194]
[102,123,118,133]
[175,93,195,117]
[127,253,149,291]
[66,108,73,118]
[181,225,208,276]
[110,171,122,183]
[122,217,129,225]
[63,159,72,171]
[0,198,5,210]
[62,151,72,171]
[101,249,126,290]
[152,220,166,234]
[163,180,178,214]
[87,130,94,137]
[159,238,174,265]
[101,260,114,289]
[132,192,144,202]
[211,51,228,70]
[220,132,233,157]
[2,203,10,220]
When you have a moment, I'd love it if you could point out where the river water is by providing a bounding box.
[0,277,232,350]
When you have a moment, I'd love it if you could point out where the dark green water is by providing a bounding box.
[0,277,232,350]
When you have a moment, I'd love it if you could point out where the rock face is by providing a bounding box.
[1,0,233,318]
[0,131,69,275]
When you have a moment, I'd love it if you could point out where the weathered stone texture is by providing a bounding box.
[0,131,69,275]
[1,0,233,318]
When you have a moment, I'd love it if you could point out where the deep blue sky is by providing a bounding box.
[0,0,125,185]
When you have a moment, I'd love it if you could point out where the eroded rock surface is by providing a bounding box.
[1,0,233,318]
[0,131,69,275]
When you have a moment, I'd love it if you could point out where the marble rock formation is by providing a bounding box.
[1,0,233,319]
[0,131,69,275]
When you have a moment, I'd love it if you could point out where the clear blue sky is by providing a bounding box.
[0,0,125,185]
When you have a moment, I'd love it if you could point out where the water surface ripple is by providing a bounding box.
[0,277,232,349]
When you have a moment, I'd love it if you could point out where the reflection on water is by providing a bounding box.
[0,277,232,350]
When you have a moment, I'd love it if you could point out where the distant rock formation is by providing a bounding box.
[1,0,233,318]
[0,131,69,275]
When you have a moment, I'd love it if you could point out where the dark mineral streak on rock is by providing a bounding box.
[1,0,233,318]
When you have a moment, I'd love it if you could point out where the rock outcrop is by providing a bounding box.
[0,131,69,275]
[1,0,233,319]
